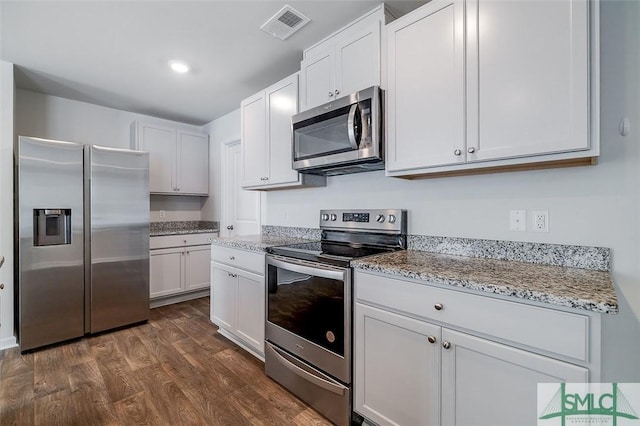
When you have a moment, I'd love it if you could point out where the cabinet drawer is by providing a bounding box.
[355,271,589,361]
[211,245,265,275]
[150,233,215,249]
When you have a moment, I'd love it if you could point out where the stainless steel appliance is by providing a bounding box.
[292,86,383,176]
[265,209,407,426]
[16,136,150,351]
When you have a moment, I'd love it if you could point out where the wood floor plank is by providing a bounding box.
[0,297,332,426]
[0,371,35,425]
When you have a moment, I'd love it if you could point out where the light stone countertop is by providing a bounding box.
[352,250,618,314]
[150,228,218,237]
[210,234,314,253]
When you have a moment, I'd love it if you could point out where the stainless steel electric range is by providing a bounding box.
[265,209,407,426]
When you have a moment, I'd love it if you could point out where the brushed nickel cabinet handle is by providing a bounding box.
[434,303,444,311]
[443,341,451,350]
[427,336,436,344]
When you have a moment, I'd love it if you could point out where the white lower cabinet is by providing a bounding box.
[354,271,597,426]
[210,245,265,358]
[149,233,215,303]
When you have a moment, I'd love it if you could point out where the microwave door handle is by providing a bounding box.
[347,104,360,149]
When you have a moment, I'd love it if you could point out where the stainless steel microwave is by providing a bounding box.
[292,86,383,176]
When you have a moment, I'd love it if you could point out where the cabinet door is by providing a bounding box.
[177,130,209,195]
[386,0,465,172]
[184,245,211,291]
[266,74,299,186]
[241,92,269,187]
[210,263,237,331]
[150,249,183,298]
[300,50,334,111]
[355,303,441,426]
[335,21,381,98]
[137,122,176,193]
[441,329,588,426]
[235,270,265,354]
[466,0,589,162]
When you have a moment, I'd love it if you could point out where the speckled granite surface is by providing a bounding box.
[210,234,314,253]
[262,225,321,240]
[150,221,219,236]
[409,235,610,271]
[352,251,618,314]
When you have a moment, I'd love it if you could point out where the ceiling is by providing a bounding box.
[1,1,425,126]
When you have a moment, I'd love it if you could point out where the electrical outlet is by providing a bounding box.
[159,210,166,219]
[532,211,549,232]
[509,210,526,232]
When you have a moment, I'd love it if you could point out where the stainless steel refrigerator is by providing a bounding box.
[16,136,150,351]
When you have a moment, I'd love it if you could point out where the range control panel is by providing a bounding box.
[319,209,407,234]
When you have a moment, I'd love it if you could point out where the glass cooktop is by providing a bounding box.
[267,241,396,267]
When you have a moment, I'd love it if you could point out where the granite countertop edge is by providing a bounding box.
[151,228,218,237]
[352,251,618,315]
[210,234,314,253]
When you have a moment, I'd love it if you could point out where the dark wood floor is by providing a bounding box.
[0,297,332,425]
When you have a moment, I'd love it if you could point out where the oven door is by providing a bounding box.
[266,255,351,383]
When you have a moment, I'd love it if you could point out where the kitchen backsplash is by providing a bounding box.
[260,226,610,272]
[151,221,218,233]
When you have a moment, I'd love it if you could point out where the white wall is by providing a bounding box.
[0,61,16,348]
[200,108,241,223]
[15,89,206,222]
[262,1,640,381]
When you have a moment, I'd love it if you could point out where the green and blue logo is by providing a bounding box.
[538,383,640,425]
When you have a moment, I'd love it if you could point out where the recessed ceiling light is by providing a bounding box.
[169,60,190,73]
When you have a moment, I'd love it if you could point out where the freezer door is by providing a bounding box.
[17,136,85,351]
[87,145,150,333]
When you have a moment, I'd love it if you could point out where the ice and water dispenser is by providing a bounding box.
[33,209,72,246]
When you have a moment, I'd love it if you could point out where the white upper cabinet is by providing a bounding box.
[132,121,209,195]
[386,0,597,177]
[386,0,465,171]
[241,73,326,190]
[300,5,391,111]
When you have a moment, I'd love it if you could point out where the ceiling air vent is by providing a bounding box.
[260,5,310,40]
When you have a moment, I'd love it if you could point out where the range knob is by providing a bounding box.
[321,213,330,221]
[376,214,385,223]
[330,214,337,221]
[388,214,397,224]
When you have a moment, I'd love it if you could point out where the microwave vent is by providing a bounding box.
[260,5,310,40]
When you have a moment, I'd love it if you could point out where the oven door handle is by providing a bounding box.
[267,257,346,281]
[268,344,346,396]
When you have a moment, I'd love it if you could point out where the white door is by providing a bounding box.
[184,245,211,291]
[300,50,334,110]
[177,130,209,195]
[266,74,299,186]
[210,263,237,330]
[354,303,441,426]
[386,0,465,172]
[441,329,588,426]
[241,92,269,187]
[235,270,265,354]
[335,22,380,98]
[466,0,589,162]
[222,141,261,237]
[138,122,176,193]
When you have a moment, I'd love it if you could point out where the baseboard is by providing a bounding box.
[0,336,18,351]
[150,288,210,308]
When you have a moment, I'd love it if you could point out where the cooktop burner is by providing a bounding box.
[267,209,408,268]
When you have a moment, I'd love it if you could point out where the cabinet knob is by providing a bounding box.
[427,335,436,344]
[228,273,237,278]
[229,256,235,261]
[227,225,234,230]
[454,149,462,156]
[434,303,444,311]
[328,92,334,98]
[442,341,451,350]
[468,147,476,154]
[0,283,4,290]
[334,89,340,95]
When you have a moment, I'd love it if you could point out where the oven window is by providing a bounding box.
[268,264,345,356]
